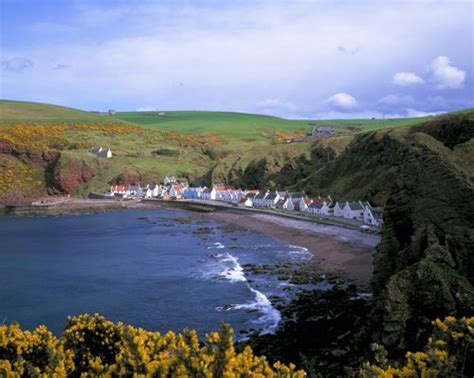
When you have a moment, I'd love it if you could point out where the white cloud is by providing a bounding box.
[1,1,472,116]
[325,93,358,110]
[379,94,414,107]
[405,108,444,118]
[429,56,465,89]
[392,72,424,86]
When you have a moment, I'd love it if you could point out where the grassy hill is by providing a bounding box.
[1,99,472,200]
[0,100,115,123]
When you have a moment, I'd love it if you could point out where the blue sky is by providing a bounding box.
[0,0,473,119]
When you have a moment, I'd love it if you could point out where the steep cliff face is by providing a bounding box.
[52,156,97,194]
[229,113,474,353]
[371,119,474,352]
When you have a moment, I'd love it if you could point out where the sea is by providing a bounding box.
[0,208,315,337]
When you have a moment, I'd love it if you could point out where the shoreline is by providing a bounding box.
[203,211,378,284]
[2,197,379,283]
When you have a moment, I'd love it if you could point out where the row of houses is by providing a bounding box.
[104,181,383,227]
[183,186,383,227]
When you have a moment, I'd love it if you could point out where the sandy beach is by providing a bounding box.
[204,211,380,283]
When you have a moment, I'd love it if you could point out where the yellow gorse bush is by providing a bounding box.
[0,122,141,151]
[0,313,306,377]
[360,316,474,377]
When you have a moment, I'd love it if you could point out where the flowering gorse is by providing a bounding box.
[360,316,474,377]
[0,313,306,377]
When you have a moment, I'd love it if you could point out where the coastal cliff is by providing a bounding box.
[371,116,474,351]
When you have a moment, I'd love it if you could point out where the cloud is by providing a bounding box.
[325,93,358,110]
[429,56,465,89]
[392,72,424,86]
[1,57,33,72]
[337,45,360,56]
[54,63,71,70]
[405,108,444,118]
[378,94,414,107]
[136,106,157,111]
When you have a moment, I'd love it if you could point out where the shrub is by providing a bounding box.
[360,316,474,377]
[0,314,306,377]
[153,148,180,157]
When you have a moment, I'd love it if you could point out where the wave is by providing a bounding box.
[208,242,225,249]
[287,244,313,261]
[216,287,281,335]
[218,253,247,283]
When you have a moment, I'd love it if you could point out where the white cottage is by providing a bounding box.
[333,202,345,217]
[262,192,281,208]
[342,201,365,220]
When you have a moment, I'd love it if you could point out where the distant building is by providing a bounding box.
[108,109,116,115]
[90,146,112,158]
[307,126,336,139]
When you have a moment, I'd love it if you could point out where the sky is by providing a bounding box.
[0,0,473,119]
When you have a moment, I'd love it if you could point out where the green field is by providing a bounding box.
[1,99,472,196]
[0,100,116,123]
[0,100,438,143]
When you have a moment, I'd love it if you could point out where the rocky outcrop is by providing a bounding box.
[0,140,59,168]
[52,157,96,194]
[111,168,142,186]
[371,119,474,352]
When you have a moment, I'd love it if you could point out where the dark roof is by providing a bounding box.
[309,203,323,209]
[275,199,285,208]
[348,202,364,210]
[203,189,212,194]
[245,193,256,199]
[288,192,305,199]
[255,193,266,199]
[266,192,278,200]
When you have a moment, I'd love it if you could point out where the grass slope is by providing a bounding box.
[112,111,313,143]
[0,100,114,123]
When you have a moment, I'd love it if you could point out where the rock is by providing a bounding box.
[53,156,96,194]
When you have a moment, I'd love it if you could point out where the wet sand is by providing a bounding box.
[205,211,380,283]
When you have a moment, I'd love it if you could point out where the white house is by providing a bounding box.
[151,185,161,197]
[307,201,329,215]
[333,202,345,217]
[163,176,177,186]
[109,185,129,197]
[253,192,268,207]
[262,192,281,208]
[90,146,112,158]
[299,197,313,212]
[363,204,384,227]
[202,188,217,200]
[238,197,254,207]
[284,193,305,211]
[128,184,144,198]
[169,184,184,199]
[342,201,365,220]
[145,187,153,198]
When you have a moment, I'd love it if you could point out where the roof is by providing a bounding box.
[309,203,323,209]
[245,193,256,199]
[203,189,212,194]
[255,193,266,199]
[266,192,278,200]
[111,185,127,192]
[347,202,364,210]
[275,199,285,208]
[288,192,305,199]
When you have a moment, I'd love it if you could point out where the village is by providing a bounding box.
[105,176,384,232]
